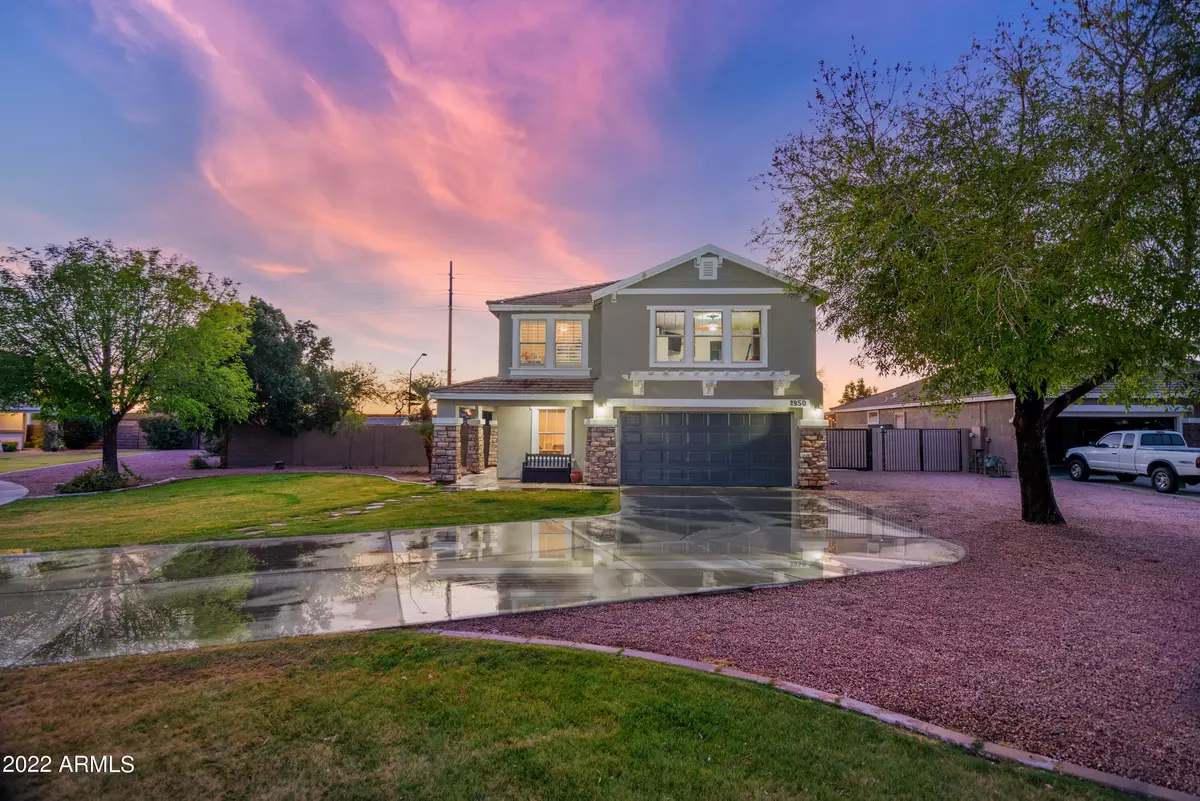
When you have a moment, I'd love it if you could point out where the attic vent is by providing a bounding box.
[695,255,722,280]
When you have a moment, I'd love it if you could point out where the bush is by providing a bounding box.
[139,417,193,450]
[41,425,61,452]
[61,417,103,450]
[1,442,16,453]
[189,454,212,470]
[56,463,144,494]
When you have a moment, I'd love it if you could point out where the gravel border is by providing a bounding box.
[450,472,1200,794]
[424,628,1198,801]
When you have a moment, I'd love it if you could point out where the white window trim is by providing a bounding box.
[647,305,769,368]
[511,314,590,374]
[867,411,880,425]
[530,406,573,455]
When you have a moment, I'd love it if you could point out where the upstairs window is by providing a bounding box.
[655,311,685,362]
[650,307,767,367]
[731,311,761,363]
[519,320,546,366]
[693,310,723,362]
[555,320,583,367]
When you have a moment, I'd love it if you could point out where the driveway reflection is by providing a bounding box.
[0,488,962,667]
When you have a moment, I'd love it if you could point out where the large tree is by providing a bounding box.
[757,0,1200,523]
[240,297,384,434]
[0,239,253,474]
[839,378,878,406]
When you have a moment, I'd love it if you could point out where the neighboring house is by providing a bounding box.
[0,406,39,450]
[430,244,828,487]
[828,378,1200,469]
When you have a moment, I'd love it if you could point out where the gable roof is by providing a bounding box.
[830,379,930,413]
[590,244,785,301]
[487,281,617,307]
[484,245,791,311]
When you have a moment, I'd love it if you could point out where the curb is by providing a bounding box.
[420,628,1197,801]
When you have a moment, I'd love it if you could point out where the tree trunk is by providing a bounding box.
[1012,396,1065,524]
[101,414,122,475]
[219,430,231,469]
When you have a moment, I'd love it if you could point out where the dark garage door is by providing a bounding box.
[620,412,792,486]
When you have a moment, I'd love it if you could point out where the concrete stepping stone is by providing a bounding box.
[242,529,265,536]
[268,523,286,527]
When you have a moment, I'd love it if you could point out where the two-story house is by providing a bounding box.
[429,245,829,488]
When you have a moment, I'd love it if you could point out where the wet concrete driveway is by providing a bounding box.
[0,488,962,667]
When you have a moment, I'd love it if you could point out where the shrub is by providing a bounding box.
[189,454,212,470]
[139,417,193,450]
[56,463,144,494]
[1,442,16,452]
[61,417,103,450]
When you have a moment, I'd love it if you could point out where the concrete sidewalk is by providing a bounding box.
[0,480,29,507]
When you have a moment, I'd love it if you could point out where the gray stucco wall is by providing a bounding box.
[630,257,782,290]
[593,286,821,405]
[494,308,598,379]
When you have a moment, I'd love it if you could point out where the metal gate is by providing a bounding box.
[827,428,872,470]
[882,428,962,472]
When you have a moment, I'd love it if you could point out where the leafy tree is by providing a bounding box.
[756,1,1200,523]
[0,239,253,474]
[393,371,444,468]
[232,299,386,465]
[242,299,321,435]
[60,417,103,450]
[839,378,877,407]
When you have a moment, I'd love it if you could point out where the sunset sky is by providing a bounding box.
[1,0,1022,407]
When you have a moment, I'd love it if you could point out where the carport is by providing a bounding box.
[1045,411,1183,465]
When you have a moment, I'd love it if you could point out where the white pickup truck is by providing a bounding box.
[1065,430,1200,493]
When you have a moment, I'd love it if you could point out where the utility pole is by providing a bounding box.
[447,260,453,386]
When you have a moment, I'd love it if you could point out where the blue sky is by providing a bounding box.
[0,0,1025,405]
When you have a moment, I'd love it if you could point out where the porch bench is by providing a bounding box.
[521,453,573,483]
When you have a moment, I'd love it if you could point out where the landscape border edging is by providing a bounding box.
[421,628,1198,801]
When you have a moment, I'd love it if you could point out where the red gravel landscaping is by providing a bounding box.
[1,450,429,497]
[453,472,1200,794]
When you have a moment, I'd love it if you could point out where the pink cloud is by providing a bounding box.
[90,0,675,291]
[250,261,309,277]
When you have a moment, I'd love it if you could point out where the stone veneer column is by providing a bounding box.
[430,419,463,483]
[486,421,499,468]
[584,418,619,486]
[463,419,485,474]
[796,421,829,489]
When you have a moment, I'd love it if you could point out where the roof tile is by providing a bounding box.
[433,376,595,396]
[487,282,615,306]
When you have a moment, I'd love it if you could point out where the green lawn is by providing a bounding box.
[0,631,1119,800]
[0,450,148,474]
[0,473,619,552]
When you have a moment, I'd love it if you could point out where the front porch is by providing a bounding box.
[449,466,619,492]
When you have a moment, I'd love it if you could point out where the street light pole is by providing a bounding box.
[407,352,427,415]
